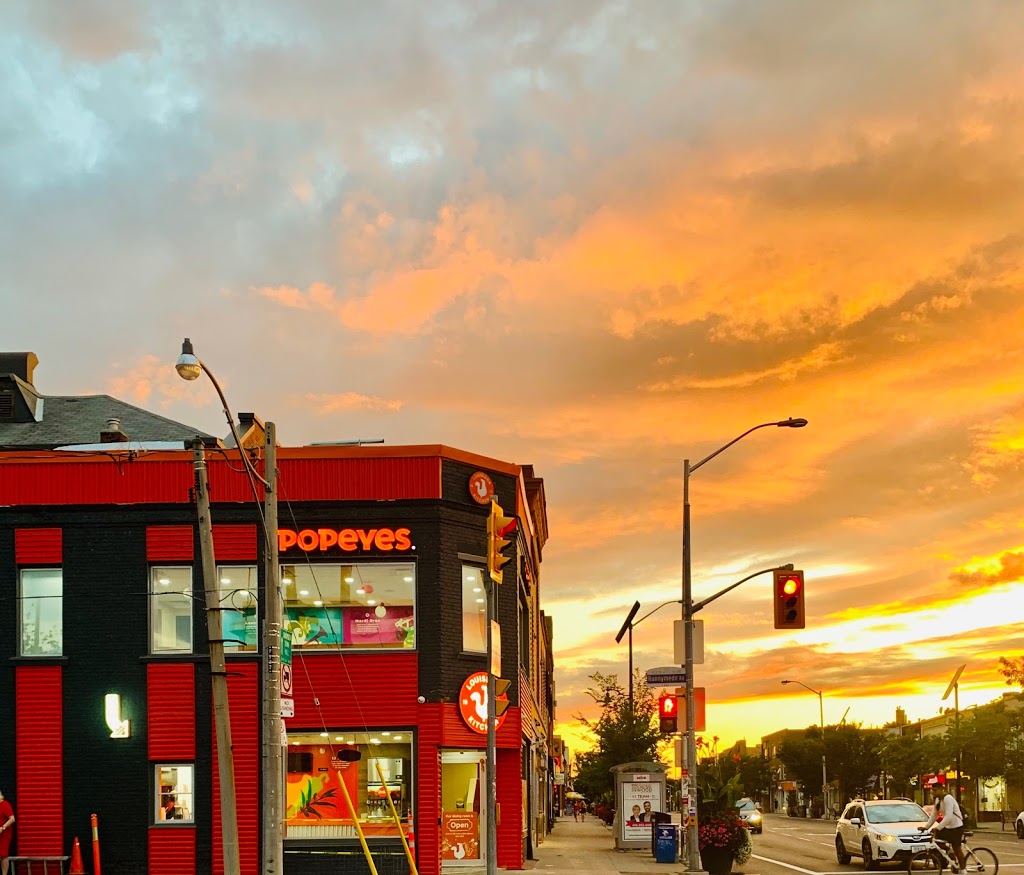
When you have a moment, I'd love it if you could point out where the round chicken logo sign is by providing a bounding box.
[459,672,507,734]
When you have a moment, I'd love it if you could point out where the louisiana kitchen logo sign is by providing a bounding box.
[278,527,413,553]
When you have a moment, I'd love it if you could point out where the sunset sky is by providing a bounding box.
[4,1,1024,761]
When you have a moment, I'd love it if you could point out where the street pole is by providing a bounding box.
[262,423,283,875]
[193,439,241,875]
[615,601,641,719]
[818,691,827,812]
[682,459,701,872]
[485,572,497,875]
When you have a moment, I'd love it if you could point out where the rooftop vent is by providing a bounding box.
[100,417,129,443]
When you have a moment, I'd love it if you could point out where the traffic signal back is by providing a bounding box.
[658,694,678,734]
[773,569,805,629]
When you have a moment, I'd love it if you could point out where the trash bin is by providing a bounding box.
[655,823,679,864]
[650,810,672,856]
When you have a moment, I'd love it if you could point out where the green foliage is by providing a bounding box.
[695,737,744,812]
[998,656,1024,689]
[571,671,664,802]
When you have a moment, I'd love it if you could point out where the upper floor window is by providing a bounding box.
[151,567,192,653]
[219,565,258,652]
[20,568,62,656]
[461,565,486,653]
[282,562,415,650]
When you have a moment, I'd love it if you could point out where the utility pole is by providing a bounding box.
[262,424,283,874]
[485,571,498,875]
[193,439,241,875]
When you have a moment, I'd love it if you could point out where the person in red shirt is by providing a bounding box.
[0,789,15,875]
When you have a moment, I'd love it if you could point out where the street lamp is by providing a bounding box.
[682,417,806,871]
[615,599,683,715]
[781,680,827,811]
[176,338,283,875]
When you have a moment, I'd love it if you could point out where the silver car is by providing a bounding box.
[735,798,763,834]
[835,799,931,869]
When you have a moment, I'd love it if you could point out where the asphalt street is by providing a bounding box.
[526,812,1024,875]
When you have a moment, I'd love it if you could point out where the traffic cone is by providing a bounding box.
[69,836,86,874]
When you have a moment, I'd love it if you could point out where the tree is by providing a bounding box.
[879,733,924,798]
[572,671,663,803]
[998,656,1024,689]
[825,724,883,801]
[959,704,1010,781]
[778,731,824,797]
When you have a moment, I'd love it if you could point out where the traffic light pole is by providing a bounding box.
[681,418,807,873]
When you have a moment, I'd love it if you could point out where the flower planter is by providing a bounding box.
[701,846,734,875]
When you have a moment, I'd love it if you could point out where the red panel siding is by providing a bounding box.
[147,663,196,760]
[147,526,194,562]
[211,661,260,875]
[438,702,521,750]
[415,705,444,875]
[14,528,62,564]
[278,458,440,501]
[287,652,419,726]
[0,454,442,506]
[212,525,258,561]
[496,746,523,870]
[148,826,196,875]
[15,666,63,856]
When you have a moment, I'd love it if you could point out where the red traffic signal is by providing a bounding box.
[773,569,805,629]
[658,694,678,734]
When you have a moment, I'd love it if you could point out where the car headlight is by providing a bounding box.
[749,812,761,821]
[870,832,897,842]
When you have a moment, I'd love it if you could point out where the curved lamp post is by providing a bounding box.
[682,417,807,871]
[781,679,828,812]
[616,599,682,715]
[176,338,283,875]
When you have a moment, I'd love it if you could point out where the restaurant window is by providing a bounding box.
[219,565,258,652]
[461,565,486,653]
[285,731,413,839]
[281,562,415,651]
[155,763,194,823]
[19,568,63,656]
[519,595,530,673]
[151,567,192,653]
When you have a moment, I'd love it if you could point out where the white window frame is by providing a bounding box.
[155,763,194,824]
[150,567,193,653]
[19,567,63,656]
[461,564,487,653]
[218,564,259,653]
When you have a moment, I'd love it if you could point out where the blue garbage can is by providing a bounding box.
[655,823,678,864]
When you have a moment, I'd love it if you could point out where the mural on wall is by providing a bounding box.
[286,747,358,823]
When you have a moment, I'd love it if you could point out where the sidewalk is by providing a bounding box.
[526,815,685,874]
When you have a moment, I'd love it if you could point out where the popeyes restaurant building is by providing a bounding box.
[0,442,552,875]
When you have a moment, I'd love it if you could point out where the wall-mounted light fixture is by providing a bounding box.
[105,693,130,738]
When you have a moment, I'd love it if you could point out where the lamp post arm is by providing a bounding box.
[783,679,821,697]
[691,564,794,614]
[690,422,779,474]
[198,358,272,490]
[635,599,682,627]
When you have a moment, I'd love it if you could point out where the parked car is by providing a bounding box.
[735,797,763,834]
[835,798,931,869]
[1016,809,1023,839]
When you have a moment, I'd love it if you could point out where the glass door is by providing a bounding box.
[440,751,485,865]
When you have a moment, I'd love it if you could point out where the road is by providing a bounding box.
[748,814,1024,874]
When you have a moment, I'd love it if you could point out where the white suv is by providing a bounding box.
[835,799,932,869]
[1016,809,1023,839]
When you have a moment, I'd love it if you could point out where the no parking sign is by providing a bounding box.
[281,662,293,696]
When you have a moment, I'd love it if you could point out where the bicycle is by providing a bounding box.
[905,829,998,874]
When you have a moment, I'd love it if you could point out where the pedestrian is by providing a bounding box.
[0,789,14,875]
[580,800,587,822]
[572,801,578,821]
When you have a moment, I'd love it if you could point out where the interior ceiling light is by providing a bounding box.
[299,589,309,596]
[403,576,413,582]
[345,576,354,583]
[367,599,377,606]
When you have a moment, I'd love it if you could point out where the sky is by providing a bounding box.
[3,0,1024,762]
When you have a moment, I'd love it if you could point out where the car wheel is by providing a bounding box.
[1017,819,1023,839]
[836,835,852,865]
[755,825,763,834]
[862,839,877,870]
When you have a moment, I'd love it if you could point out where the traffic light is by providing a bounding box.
[658,694,678,734]
[493,676,511,717]
[773,569,805,629]
[487,500,517,584]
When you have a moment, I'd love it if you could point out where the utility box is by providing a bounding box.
[610,761,668,850]
[655,823,679,863]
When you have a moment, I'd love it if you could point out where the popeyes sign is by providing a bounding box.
[278,527,413,553]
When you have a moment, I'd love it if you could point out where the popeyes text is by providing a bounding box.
[278,527,413,553]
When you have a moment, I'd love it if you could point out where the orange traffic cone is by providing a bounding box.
[70,836,86,874]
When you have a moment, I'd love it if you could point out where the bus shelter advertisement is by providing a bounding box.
[619,778,664,842]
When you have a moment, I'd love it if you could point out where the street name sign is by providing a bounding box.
[646,666,687,686]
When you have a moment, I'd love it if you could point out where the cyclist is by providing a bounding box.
[921,787,966,869]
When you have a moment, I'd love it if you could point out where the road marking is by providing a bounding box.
[751,854,837,874]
